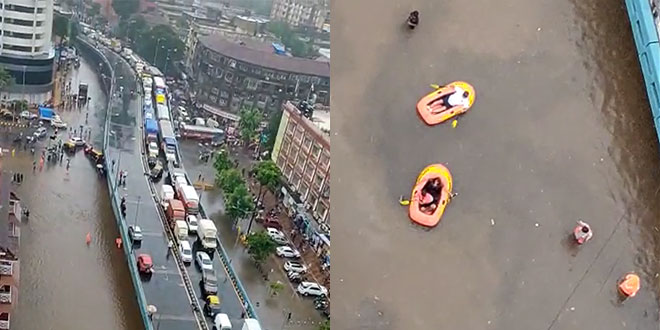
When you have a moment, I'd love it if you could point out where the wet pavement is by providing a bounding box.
[99,47,202,329]
[332,0,660,329]
[179,140,325,329]
[5,56,142,329]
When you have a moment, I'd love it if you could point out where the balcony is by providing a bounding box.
[0,286,11,304]
[0,263,12,276]
[0,312,9,329]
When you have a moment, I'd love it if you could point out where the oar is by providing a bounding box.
[399,195,410,206]
[430,84,444,90]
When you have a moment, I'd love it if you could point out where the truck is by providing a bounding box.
[145,118,159,142]
[178,184,199,215]
[242,319,262,330]
[156,103,170,121]
[173,220,189,240]
[197,219,217,254]
[159,120,178,163]
[121,48,133,59]
[166,199,185,225]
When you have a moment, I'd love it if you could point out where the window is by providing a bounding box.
[5,18,34,26]
[300,184,310,201]
[3,44,31,52]
[286,122,296,135]
[6,4,36,13]
[239,64,248,71]
[214,67,223,77]
[303,135,313,152]
[311,143,322,160]
[311,76,321,84]
[277,73,287,80]
[224,72,233,83]
[292,173,301,189]
[4,31,33,39]
[319,151,329,169]
[219,98,227,106]
[315,202,328,221]
[220,91,229,98]
[285,164,294,179]
[211,87,219,95]
[246,78,258,90]
[228,59,236,68]
[314,172,325,188]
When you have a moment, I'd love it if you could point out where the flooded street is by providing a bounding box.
[6,57,142,329]
[332,0,660,329]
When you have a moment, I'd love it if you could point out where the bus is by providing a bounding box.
[180,123,224,142]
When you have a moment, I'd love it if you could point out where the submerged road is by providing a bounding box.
[6,57,142,328]
[332,0,660,329]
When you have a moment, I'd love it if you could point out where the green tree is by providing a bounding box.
[246,230,276,264]
[263,110,282,153]
[217,168,244,194]
[53,15,69,38]
[254,160,280,204]
[318,320,330,330]
[213,151,233,174]
[268,281,285,296]
[0,67,14,90]
[225,184,255,220]
[134,25,185,74]
[238,107,263,146]
[266,21,312,57]
[112,0,139,20]
[87,2,101,17]
[119,15,148,44]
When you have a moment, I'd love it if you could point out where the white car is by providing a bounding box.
[266,228,285,240]
[283,261,307,273]
[297,282,328,297]
[148,142,159,157]
[276,246,300,259]
[186,215,198,233]
[129,225,143,242]
[69,136,85,146]
[180,240,193,263]
[52,119,67,128]
[195,251,213,271]
[20,111,37,120]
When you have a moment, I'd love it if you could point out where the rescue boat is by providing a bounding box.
[618,273,640,298]
[416,81,476,125]
[408,164,453,227]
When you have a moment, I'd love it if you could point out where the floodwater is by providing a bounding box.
[7,57,142,329]
[332,0,660,329]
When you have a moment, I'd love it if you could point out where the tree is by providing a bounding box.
[119,15,148,44]
[133,25,185,74]
[0,67,14,90]
[87,2,101,17]
[112,0,139,20]
[254,160,280,203]
[238,107,263,146]
[268,281,285,296]
[217,168,244,194]
[53,15,69,38]
[225,184,255,220]
[318,320,330,330]
[213,151,233,174]
[266,21,313,57]
[263,110,282,153]
[246,230,276,264]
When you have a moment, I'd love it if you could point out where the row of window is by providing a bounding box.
[3,44,41,52]
[3,30,41,39]
[3,17,44,27]
[1,4,45,13]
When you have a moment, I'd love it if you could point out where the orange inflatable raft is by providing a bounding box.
[618,273,640,298]
[416,81,476,126]
[408,164,453,227]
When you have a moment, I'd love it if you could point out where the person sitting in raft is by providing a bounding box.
[418,178,442,214]
[431,87,470,114]
[407,11,419,29]
[574,220,593,244]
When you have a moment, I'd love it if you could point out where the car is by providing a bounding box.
[34,127,47,138]
[0,109,13,119]
[147,142,159,157]
[284,261,307,273]
[287,270,305,283]
[147,156,157,168]
[180,240,193,263]
[19,111,36,120]
[270,234,288,245]
[266,228,287,244]
[213,313,232,330]
[195,251,213,271]
[296,282,328,297]
[51,119,67,128]
[204,295,221,317]
[200,268,218,296]
[69,136,85,147]
[137,254,153,274]
[263,218,282,230]
[186,215,198,233]
[276,246,300,259]
[129,225,143,242]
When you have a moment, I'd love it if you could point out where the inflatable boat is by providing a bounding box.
[416,81,475,125]
[408,164,453,227]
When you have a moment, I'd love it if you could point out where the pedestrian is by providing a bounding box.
[111,160,115,172]
[66,158,71,170]
[198,173,202,182]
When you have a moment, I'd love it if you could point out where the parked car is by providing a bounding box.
[195,251,213,271]
[266,228,288,244]
[34,127,47,138]
[200,268,218,296]
[263,218,282,230]
[137,254,153,274]
[284,261,307,273]
[69,136,85,147]
[20,111,37,120]
[186,215,198,233]
[180,240,193,263]
[276,246,300,259]
[287,270,304,283]
[52,119,67,128]
[296,282,328,297]
[129,225,143,242]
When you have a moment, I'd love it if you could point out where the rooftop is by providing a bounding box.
[198,35,330,77]
[311,107,330,134]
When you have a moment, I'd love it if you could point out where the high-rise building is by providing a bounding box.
[0,0,55,103]
[270,0,328,30]
[0,173,21,330]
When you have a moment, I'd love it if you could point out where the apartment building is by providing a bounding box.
[0,0,55,103]
[269,0,328,30]
[0,173,21,329]
[271,101,329,224]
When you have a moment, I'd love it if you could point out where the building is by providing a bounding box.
[190,35,329,117]
[0,174,21,330]
[271,101,329,224]
[0,0,54,103]
[269,0,328,30]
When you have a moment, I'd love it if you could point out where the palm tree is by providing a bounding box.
[0,67,14,90]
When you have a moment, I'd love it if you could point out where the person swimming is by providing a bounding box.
[408,11,419,29]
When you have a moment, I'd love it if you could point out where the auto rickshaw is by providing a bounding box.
[63,140,77,151]
[89,149,104,164]
[204,295,221,317]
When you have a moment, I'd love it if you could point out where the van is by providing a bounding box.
[213,313,232,330]
[174,220,189,240]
